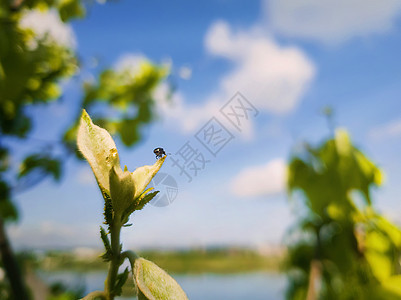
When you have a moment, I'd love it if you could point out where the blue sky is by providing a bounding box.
[9,0,401,250]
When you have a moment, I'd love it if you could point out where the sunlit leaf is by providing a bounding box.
[131,156,165,200]
[77,109,120,191]
[134,258,188,300]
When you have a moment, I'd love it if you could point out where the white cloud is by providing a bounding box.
[154,84,226,133]
[155,21,315,138]
[114,53,148,74]
[19,9,76,49]
[369,118,401,140]
[230,158,288,198]
[266,0,401,44]
[205,21,316,114]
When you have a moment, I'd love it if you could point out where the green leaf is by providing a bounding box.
[70,61,169,148]
[100,226,112,262]
[381,275,401,297]
[119,118,140,146]
[334,128,352,156]
[113,267,129,296]
[0,147,9,172]
[58,0,85,22]
[77,109,120,192]
[131,156,166,200]
[121,189,159,224]
[18,154,61,181]
[365,215,401,282]
[77,110,166,225]
[109,166,135,216]
[136,191,159,211]
[133,258,188,300]
[109,156,165,220]
[285,128,397,299]
[0,197,18,221]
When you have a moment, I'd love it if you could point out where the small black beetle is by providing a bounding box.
[153,147,166,159]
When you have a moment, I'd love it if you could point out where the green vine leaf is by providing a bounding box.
[133,258,188,300]
[113,267,129,296]
[136,191,159,211]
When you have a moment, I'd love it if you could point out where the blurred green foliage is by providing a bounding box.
[36,248,283,274]
[47,281,85,300]
[0,0,79,221]
[64,60,167,149]
[0,0,169,298]
[18,153,61,180]
[285,129,401,299]
[0,0,79,136]
[0,0,169,222]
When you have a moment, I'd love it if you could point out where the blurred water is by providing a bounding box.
[174,272,286,300]
[39,270,286,299]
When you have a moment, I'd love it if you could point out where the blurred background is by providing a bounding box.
[1,0,401,299]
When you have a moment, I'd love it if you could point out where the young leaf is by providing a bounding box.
[133,258,188,300]
[120,189,158,224]
[77,109,120,192]
[136,191,159,211]
[113,267,129,296]
[100,226,112,262]
[109,166,135,216]
[131,156,166,199]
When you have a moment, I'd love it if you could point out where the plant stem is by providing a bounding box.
[121,250,139,269]
[105,221,122,300]
[306,260,321,300]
